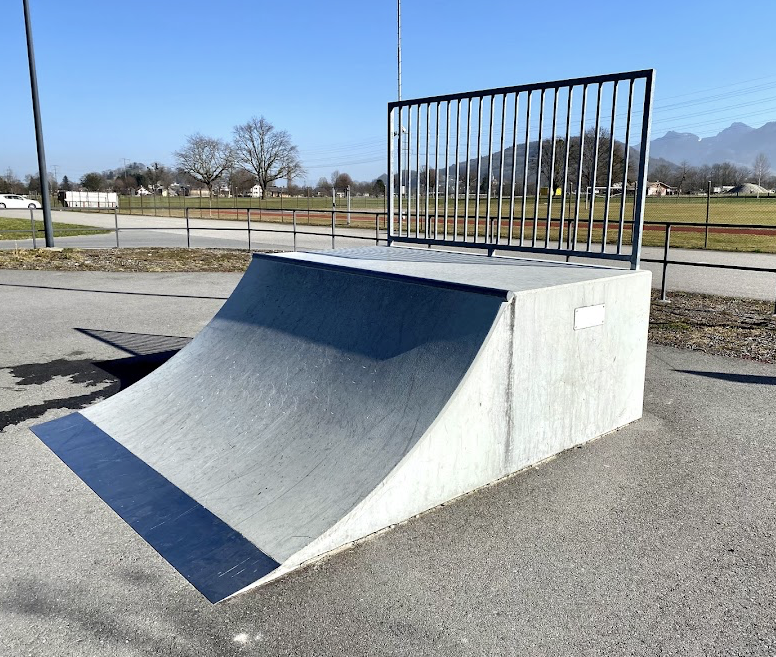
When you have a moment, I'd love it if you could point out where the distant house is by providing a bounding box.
[135,186,151,196]
[646,181,676,196]
[265,186,291,198]
[248,184,263,198]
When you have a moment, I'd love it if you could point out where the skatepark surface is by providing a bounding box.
[1,261,775,655]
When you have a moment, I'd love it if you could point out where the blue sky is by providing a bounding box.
[3,0,775,185]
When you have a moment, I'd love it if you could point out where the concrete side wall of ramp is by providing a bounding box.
[253,268,650,592]
[32,248,651,602]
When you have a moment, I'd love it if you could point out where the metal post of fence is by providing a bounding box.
[29,207,37,249]
[347,185,351,226]
[185,208,190,248]
[331,211,336,249]
[247,208,252,251]
[376,214,380,245]
[660,224,671,302]
[292,210,297,252]
[705,180,711,249]
[114,207,119,247]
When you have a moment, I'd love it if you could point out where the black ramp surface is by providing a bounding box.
[33,253,506,600]
[31,413,280,603]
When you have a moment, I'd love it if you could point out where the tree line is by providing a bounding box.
[0,116,386,198]
[649,153,773,193]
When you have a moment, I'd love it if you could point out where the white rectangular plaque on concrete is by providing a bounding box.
[574,304,606,330]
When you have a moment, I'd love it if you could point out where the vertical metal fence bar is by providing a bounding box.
[532,89,545,247]
[618,80,634,254]
[454,99,461,241]
[406,105,412,237]
[475,96,483,243]
[388,107,395,242]
[463,98,472,241]
[660,224,671,301]
[601,81,618,253]
[485,95,495,244]
[444,101,450,240]
[396,106,403,238]
[631,71,655,269]
[434,102,440,239]
[545,88,559,248]
[292,209,297,251]
[520,91,532,245]
[508,92,519,246]
[425,102,430,238]
[415,104,421,238]
[558,86,573,250]
[331,211,336,249]
[29,208,37,248]
[185,208,190,248]
[573,84,588,250]
[247,208,252,251]
[114,207,119,248]
[497,94,506,244]
[587,83,603,251]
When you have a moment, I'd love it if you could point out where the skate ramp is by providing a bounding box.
[32,250,511,601]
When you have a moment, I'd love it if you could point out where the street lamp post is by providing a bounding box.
[22,0,54,246]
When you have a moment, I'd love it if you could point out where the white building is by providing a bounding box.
[248,184,263,198]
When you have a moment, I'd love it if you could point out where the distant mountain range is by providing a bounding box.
[650,122,776,168]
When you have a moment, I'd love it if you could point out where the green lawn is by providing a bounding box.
[32,192,776,253]
[0,217,109,241]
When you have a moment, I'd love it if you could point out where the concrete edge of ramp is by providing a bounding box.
[252,251,516,300]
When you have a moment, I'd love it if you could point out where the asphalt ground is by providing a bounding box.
[2,209,776,302]
[1,271,776,656]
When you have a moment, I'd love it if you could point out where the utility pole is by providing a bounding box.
[22,0,54,246]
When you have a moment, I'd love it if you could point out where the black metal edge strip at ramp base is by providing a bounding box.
[31,412,280,602]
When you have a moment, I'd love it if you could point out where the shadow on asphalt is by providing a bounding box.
[676,369,776,385]
[0,282,228,300]
[0,331,190,431]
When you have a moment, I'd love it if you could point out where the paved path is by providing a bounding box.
[2,209,775,302]
[1,269,775,655]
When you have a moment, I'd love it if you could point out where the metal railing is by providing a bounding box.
[641,221,776,314]
[387,69,654,269]
[9,206,389,251]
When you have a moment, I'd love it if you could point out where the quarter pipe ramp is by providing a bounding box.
[33,246,651,601]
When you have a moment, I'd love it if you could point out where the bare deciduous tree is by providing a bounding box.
[753,153,771,187]
[233,117,304,196]
[174,134,233,213]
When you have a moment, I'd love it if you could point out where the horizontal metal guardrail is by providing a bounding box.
[387,70,655,269]
[12,207,389,251]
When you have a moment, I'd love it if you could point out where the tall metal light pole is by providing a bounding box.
[22,0,54,246]
[397,0,401,101]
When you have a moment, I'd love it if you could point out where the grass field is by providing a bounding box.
[0,217,109,241]
[36,193,776,253]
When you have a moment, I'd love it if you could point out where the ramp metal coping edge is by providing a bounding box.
[253,252,514,302]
